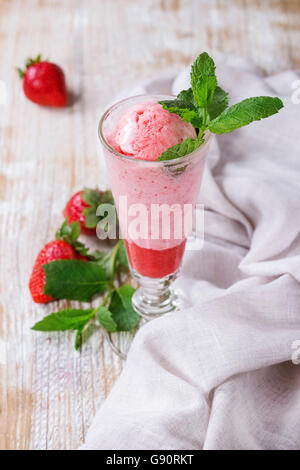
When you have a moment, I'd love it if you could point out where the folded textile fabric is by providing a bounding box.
[81,60,300,450]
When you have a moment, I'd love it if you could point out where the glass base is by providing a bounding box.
[131,269,179,320]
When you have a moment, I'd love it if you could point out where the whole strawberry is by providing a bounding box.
[18,54,67,107]
[29,240,77,303]
[63,188,114,235]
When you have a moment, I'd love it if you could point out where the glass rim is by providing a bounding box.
[98,94,212,165]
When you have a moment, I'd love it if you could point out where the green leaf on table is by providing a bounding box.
[208,96,284,134]
[96,305,118,333]
[31,308,95,332]
[158,137,204,162]
[190,52,217,108]
[207,86,229,120]
[43,259,107,302]
[109,285,139,331]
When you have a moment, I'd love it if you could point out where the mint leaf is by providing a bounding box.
[109,285,139,331]
[177,88,197,107]
[159,100,202,128]
[208,96,283,134]
[43,259,107,301]
[96,306,118,333]
[161,86,228,127]
[207,86,229,120]
[31,308,96,351]
[31,308,95,331]
[159,90,202,128]
[190,52,217,108]
[158,137,204,162]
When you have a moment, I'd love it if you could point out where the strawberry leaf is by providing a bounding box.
[56,219,106,260]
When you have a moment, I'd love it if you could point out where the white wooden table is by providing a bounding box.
[0,0,299,450]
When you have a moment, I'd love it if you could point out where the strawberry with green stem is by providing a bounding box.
[29,239,79,304]
[18,54,67,107]
[63,188,114,235]
[31,218,135,349]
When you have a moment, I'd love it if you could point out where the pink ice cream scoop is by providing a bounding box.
[107,101,197,161]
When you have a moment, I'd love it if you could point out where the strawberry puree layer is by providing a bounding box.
[125,240,186,278]
[107,101,196,161]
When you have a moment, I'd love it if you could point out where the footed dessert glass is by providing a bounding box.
[99,95,211,320]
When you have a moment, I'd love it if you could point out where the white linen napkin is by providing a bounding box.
[81,60,300,450]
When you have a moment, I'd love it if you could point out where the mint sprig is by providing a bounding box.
[158,51,283,161]
[32,285,138,350]
[31,285,139,349]
[32,209,135,350]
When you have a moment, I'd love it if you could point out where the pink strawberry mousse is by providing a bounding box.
[107,101,197,161]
